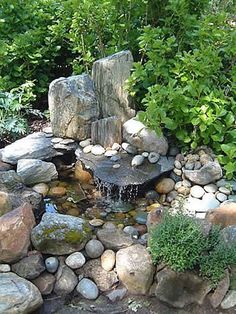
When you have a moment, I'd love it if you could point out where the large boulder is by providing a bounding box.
[92,50,135,122]
[116,244,155,294]
[17,159,58,185]
[184,161,222,185]
[0,272,43,314]
[123,118,168,155]
[206,203,236,228]
[48,74,99,140]
[0,203,35,263]
[31,213,92,255]
[0,132,59,164]
[155,268,211,308]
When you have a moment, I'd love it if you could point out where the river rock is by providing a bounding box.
[184,161,222,185]
[216,192,227,202]
[206,203,236,228]
[17,159,58,185]
[31,213,92,255]
[221,290,236,309]
[92,50,135,122]
[155,178,175,194]
[123,118,168,155]
[131,155,144,167]
[32,272,56,295]
[155,268,211,308]
[190,185,205,198]
[49,74,99,140]
[74,161,92,184]
[97,228,134,251]
[65,252,86,269]
[101,250,116,271]
[54,263,78,296]
[148,152,160,164]
[204,183,218,193]
[0,203,35,263]
[0,264,10,272]
[0,272,43,314]
[0,132,59,164]
[106,287,127,302]
[83,145,93,153]
[45,257,59,273]
[76,278,99,300]
[77,258,118,291]
[11,253,45,280]
[116,244,155,294]
[123,226,139,238]
[91,145,105,156]
[85,239,104,258]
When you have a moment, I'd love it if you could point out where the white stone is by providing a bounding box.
[79,139,91,148]
[148,152,160,164]
[216,192,228,202]
[112,143,121,151]
[104,150,118,157]
[83,145,93,153]
[45,257,59,273]
[185,197,203,213]
[65,252,86,269]
[101,250,116,271]
[204,184,218,193]
[221,290,236,309]
[0,264,10,272]
[190,185,205,199]
[51,137,63,144]
[91,145,105,156]
[131,155,144,167]
[142,152,149,158]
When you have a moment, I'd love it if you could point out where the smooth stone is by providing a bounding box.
[135,211,148,225]
[112,143,121,151]
[182,179,192,188]
[139,233,149,245]
[219,186,231,195]
[121,142,137,155]
[221,290,236,309]
[113,164,121,169]
[123,226,139,238]
[148,152,160,164]
[131,155,144,167]
[0,264,10,272]
[195,212,206,219]
[204,184,218,193]
[83,145,93,153]
[190,185,205,199]
[89,218,104,227]
[170,171,182,183]
[42,126,52,134]
[48,186,67,197]
[101,250,116,271]
[91,145,105,156]
[155,178,175,194]
[202,193,220,211]
[85,239,104,259]
[177,186,190,196]
[185,197,204,213]
[79,139,91,148]
[110,155,121,162]
[32,272,56,295]
[166,190,178,203]
[32,183,49,197]
[65,252,86,269]
[194,161,202,170]
[76,278,99,300]
[216,192,228,202]
[45,257,59,273]
[142,152,149,158]
[104,150,118,157]
[174,160,182,169]
[175,181,182,190]
[60,138,75,145]
[51,137,63,144]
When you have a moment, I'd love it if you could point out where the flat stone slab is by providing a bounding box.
[75,148,174,187]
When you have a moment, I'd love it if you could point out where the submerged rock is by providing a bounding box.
[31,213,92,255]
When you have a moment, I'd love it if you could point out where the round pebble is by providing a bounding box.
[216,192,227,202]
[91,145,105,156]
[0,264,11,272]
[48,186,66,197]
[89,218,104,227]
[32,183,49,197]
[121,143,137,154]
[175,181,182,190]
[131,155,144,167]
[101,250,116,271]
[219,186,231,195]
[177,186,190,196]
[184,162,194,170]
[85,239,104,258]
[194,161,202,170]
[204,184,218,193]
[65,252,86,269]
[80,139,91,148]
[83,145,93,153]
[112,143,121,151]
[174,160,182,169]
[76,278,99,300]
[113,164,121,169]
[182,179,192,188]
[148,152,160,164]
[145,190,159,200]
[173,168,182,176]
[45,257,59,273]
[142,152,149,158]
[155,178,175,194]
[190,185,205,199]
[51,137,62,144]
[105,150,118,157]
[166,190,178,203]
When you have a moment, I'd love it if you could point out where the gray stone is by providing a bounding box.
[54,264,78,296]
[17,159,58,185]
[49,74,99,140]
[91,116,122,148]
[45,257,59,273]
[105,150,118,157]
[97,228,134,251]
[221,290,236,309]
[32,272,56,296]
[219,186,231,195]
[221,226,236,248]
[174,160,182,169]
[65,252,86,269]
[106,287,127,302]
[0,132,59,164]
[11,253,45,280]
[155,268,211,308]
[0,272,43,314]
[123,118,168,155]
[79,139,91,148]
[116,244,155,294]
[76,278,99,300]
[92,50,135,122]
[228,195,236,202]
[85,239,104,258]
[204,183,218,193]
[148,152,160,164]
[190,185,205,198]
[123,226,139,238]
[131,155,144,167]
[31,213,92,255]
[184,161,222,185]
[91,145,105,156]
[121,142,137,154]
[216,192,228,202]
[216,179,236,192]
[0,170,23,191]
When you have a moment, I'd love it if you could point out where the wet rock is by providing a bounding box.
[65,252,86,269]
[31,213,92,255]
[32,183,49,197]
[48,186,67,197]
[97,228,134,251]
[0,203,35,263]
[101,250,116,271]
[17,158,58,185]
[209,270,230,308]
[0,191,12,216]
[91,145,105,156]
[116,244,155,294]
[221,290,236,309]
[206,203,236,228]
[54,264,78,296]
[131,155,144,167]
[76,278,99,300]
[190,185,205,199]
[0,264,10,272]
[45,257,59,273]
[123,118,168,155]
[0,272,43,313]
[1,132,59,164]
[148,152,160,164]
[12,253,45,280]
[85,239,104,258]
[121,142,137,154]
[123,226,139,238]
[32,272,56,295]
[134,211,148,225]
[155,178,175,194]
[92,50,135,122]
[74,161,92,184]
[49,74,99,140]
[77,258,118,291]
[221,225,236,248]
[155,268,211,308]
[184,161,222,185]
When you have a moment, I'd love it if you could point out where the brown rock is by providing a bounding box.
[48,186,67,197]
[101,249,116,271]
[155,178,175,194]
[209,270,230,308]
[0,191,12,216]
[74,161,92,184]
[0,203,35,263]
[206,203,236,228]
[146,207,164,231]
[32,272,56,295]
